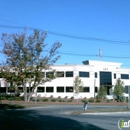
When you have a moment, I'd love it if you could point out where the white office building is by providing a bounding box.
[35,60,130,99]
[0,60,130,99]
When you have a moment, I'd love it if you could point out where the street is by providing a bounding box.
[0,105,130,130]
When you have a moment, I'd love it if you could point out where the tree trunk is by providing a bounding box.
[24,85,27,102]
[27,92,34,102]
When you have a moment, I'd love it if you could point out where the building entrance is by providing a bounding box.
[100,72,112,95]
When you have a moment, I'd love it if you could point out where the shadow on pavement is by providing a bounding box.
[0,109,107,130]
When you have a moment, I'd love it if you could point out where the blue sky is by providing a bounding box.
[0,0,130,67]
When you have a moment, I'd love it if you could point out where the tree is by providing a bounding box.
[114,78,124,100]
[73,76,84,102]
[98,85,107,99]
[0,30,62,102]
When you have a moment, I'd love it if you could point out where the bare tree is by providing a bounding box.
[1,30,62,102]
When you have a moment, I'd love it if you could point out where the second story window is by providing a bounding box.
[66,71,73,77]
[79,71,89,77]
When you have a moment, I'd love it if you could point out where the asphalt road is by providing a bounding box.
[0,105,130,130]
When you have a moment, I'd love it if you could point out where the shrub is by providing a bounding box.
[37,99,41,102]
[1,97,6,100]
[59,99,64,102]
[119,96,125,102]
[81,99,86,102]
[42,98,48,102]
[15,97,21,101]
[58,96,61,99]
[8,97,14,100]
[51,98,56,102]
[83,97,87,99]
[65,96,68,99]
[70,96,74,99]
[50,95,53,98]
[68,99,73,102]
[89,97,94,103]
[96,99,101,103]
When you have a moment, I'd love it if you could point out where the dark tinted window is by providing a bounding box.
[66,71,73,77]
[95,87,98,93]
[95,72,97,78]
[121,74,129,79]
[66,87,73,92]
[46,87,53,92]
[79,72,89,77]
[57,71,64,77]
[83,87,90,92]
[37,87,44,92]
[114,73,116,79]
[0,87,6,93]
[100,72,112,86]
[57,87,64,92]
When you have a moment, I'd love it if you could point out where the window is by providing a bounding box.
[121,74,129,79]
[57,87,64,92]
[66,87,73,92]
[37,87,45,92]
[95,87,98,93]
[100,72,112,86]
[0,87,6,93]
[79,72,89,77]
[83,87,90,92]
[8,87,15,93]
[46,87,54,92]
[114,73,116,79]
[95,72,97,78]
[57,71,64,77]
[18,87,23,92]
[46,72,54,78]
[125,86,130,94]
[66,71,73,77]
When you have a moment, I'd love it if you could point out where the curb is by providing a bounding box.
[81,111,130,115]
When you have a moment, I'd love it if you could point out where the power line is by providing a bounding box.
[0,24,130,45]
[60,52,130,59]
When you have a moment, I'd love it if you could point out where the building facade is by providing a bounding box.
[0,60,130,99]
[35,60,130,98]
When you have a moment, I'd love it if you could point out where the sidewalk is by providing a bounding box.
[0,100,128,106]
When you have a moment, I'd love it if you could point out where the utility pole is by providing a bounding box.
[128,86,130,108]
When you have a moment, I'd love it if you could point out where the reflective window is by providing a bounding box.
[79,72,89,77]
[100,72,112,86]
[125,86,130,94]
[121,74,129,79]
[66,71,73,77]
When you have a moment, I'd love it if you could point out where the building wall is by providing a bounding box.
[0,60,130,99]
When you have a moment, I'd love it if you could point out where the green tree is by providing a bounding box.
[73,76,84,102]
[0,30,62,102]
[114,78,124,100]
[98,85,107,99]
